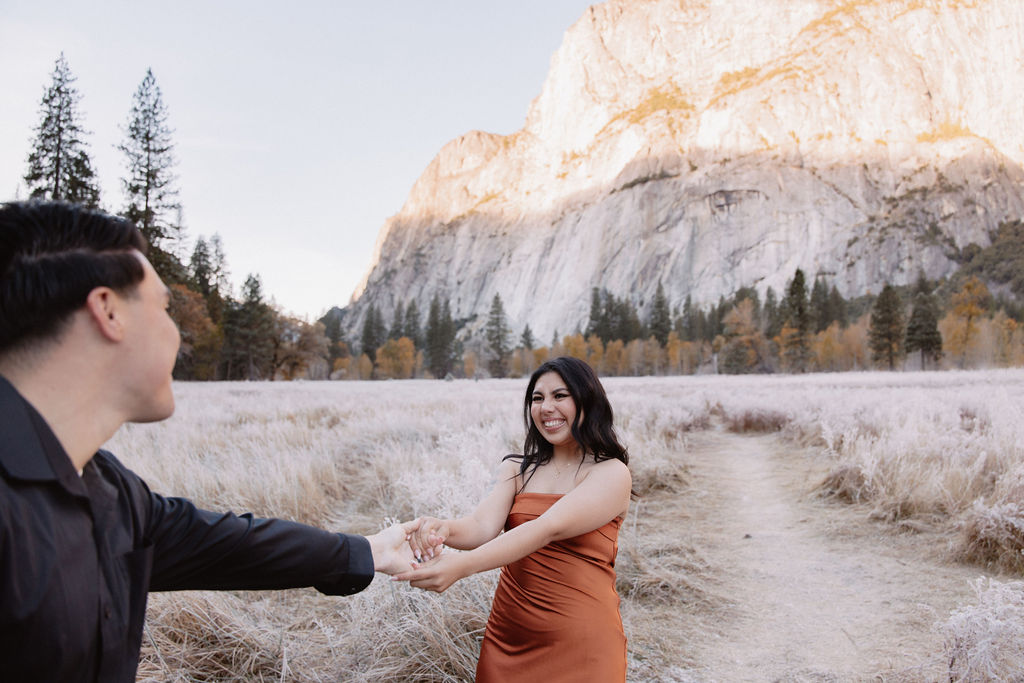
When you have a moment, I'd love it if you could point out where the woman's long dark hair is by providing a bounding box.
[504,356,628,487]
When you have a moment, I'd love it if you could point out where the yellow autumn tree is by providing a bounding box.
[719,299,765,374]
[812,322,844,372]
[943,276,990,368]
[377,337,416,379]
[643,336,665,375]
[839,314,870,370]
[463,349,478,379]
[563,333,587,361]
[356,353,373,380]
[604,339,626,376]
[990,312,1022,367]
[665,330,684,374]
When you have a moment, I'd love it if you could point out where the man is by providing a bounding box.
[0,200,416,681]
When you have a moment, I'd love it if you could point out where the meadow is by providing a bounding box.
[108,370,1024,681]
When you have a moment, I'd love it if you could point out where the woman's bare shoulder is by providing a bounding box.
[586,457,631,486]
[497,456,523,481]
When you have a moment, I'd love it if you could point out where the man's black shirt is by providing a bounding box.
[0,376,375,682]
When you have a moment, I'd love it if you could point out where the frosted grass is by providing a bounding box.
[109,370,1024,680]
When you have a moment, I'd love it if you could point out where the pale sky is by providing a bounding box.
[0,1,595,319]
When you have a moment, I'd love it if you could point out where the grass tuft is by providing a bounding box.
[941,577,1024,681]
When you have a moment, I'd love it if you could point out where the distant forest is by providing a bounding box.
[343,230,1024,381]
[19,55,1024,381]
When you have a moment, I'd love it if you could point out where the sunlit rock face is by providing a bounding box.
[344,0,1024,343]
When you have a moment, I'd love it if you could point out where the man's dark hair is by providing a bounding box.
[0,200,147,354]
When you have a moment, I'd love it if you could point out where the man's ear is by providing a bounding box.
[84,287,125,342]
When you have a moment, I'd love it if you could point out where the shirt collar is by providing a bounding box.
[0,374,82,489]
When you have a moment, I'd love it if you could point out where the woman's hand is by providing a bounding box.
[409,516,449,561]
[392,552,468,593]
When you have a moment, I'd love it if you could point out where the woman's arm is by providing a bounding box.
[409,459,519,557]
[396,458,631,592]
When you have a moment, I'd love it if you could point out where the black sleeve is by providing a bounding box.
[144,494,375,595]
[109,460,375,595]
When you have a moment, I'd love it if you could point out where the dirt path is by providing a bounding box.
[679,430,990,682]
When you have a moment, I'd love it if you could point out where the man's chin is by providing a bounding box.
[128,400,175,424]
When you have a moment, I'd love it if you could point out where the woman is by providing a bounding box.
[394,356,631,682]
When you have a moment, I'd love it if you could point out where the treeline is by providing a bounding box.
[344,256,1024,380]
[19,54,335,380]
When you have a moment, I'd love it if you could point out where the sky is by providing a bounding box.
[0,1,595,320]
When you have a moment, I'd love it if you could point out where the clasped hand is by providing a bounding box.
[390,516,465,593]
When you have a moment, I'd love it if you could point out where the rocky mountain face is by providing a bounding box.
[341,0,1024,344]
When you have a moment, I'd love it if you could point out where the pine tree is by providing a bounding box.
[868,284,905,370]
[649,282,672,346]
[763,287,782,338]
[24,53,100,206]
[403,300,422,348]
[190,237,214,297]
[781,269,812,372]
[209,234,230,295]
[520,324,535,351]
[905,291,942,370]
[810,276,830,333]
[486,294,510,378]
[388,307,404,341]
[222,275,276,380]
[585,288,607,341]
[440,299,456,375]
[425,295,455,378]
[118,69,179,253]
[827,285,848,328]
[678,295,696,341]
[360,303,382,362]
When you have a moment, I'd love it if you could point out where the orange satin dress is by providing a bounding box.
[475,492,626,682]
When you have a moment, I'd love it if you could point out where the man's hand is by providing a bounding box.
[366,520,420,575]
[391,552,468,593]
[408,516,449,561]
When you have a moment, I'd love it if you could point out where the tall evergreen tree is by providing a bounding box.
[763,287,782,338]
[905,291,943,370]
[486,294,511,378]
[388,307,404,341]
[585,288,607,341]
[118,68,179,256]
[24,53,100,206]
[441,299,456,374]
[782,269,812,371]
[810,275,830,333]
[677,294,696,341]
[209,233,230,295]
[222,274,276,380]
[520,324,535,351]
[403,300,422,348]
[649,282,672,346]
[189,234,228,325]
[869,284,905,370]
[604,293,644,342]
[190,237,214,297]
[827,285,848,328]
[360,303,383,362]
[425,295,455,378]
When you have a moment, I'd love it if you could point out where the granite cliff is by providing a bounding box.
[342,0,1024,344]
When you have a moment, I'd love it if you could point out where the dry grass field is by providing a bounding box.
[107,370,1024,681]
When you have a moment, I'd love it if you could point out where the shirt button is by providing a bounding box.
[104,606,111,619]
